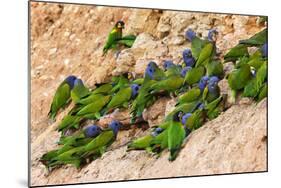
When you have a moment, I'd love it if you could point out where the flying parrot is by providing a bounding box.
[48,75,77,120]
[103,20,125,55]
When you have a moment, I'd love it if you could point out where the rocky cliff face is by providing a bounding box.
[30,2,267,186]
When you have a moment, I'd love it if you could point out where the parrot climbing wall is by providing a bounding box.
[30,2,267,186]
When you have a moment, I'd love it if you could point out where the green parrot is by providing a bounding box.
[104,84,140,113]
[239,28,268,46]
[40,125,102,168]
[76,95,111,119]
[71,79,90,104]
[132,78,144,85]
[190,36,209,60]
[227,63,252,103]
[103,20,125,55]
[130,61,164,122]
[243,62,267,98]
[224,44,249,62]
[77,93,106,106]
[168,111,186,161]
[203,76,221,103]
[195,42,216,67]
[184,66,206,85]
[48,75,77,120]
[206,60,224,79]
[205,95,223,120]
[92,83,113,95]
[181,106,205,131]
[81,121,121,159]
[257,83,267,102]
[149,75,184,94]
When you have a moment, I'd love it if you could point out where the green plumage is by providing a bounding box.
[239,28,268,46]
[106,86,132,111]
[165,101,200,121]
[71,81,90,104]
[76,95,111,119]
[177,87,201,105]
[191,36,209,60]
[228,64,251,91]
[168,120,186,161]
[184,109,205,130]
[150,75,184,94]
[206,60,224,79]
[103,24,123,54]
[224,44,249,62]
[195,43,215,67]
[184,66,206,85]
[203,85,220,103]
[57,114,83,133]
[48,82,71,120]
[127,134,154,151]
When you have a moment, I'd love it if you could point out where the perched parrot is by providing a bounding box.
[40,125,102,168]
[77,93,106,106]
[177,87,202,105]
[205,95,223,120]
[105,84,140,113]
[185,29,209,60]
[195,29,218,67]
[71,79,90,104]
[111,74,130,93]
[183,66,206,86]
[48,75,77,120]
[130,62,162,122]
[163,60,182,77]
[91,83,113,95]
[103,20,125,54]
[227,63,252,103]
[203,76,221,103]
[168,111,186,161]
[182,49,195,67]
[81,120,121,159]
[182,106,205,131]
[127,134,154,151]
[76,95,111,119]
[243,62,267,98]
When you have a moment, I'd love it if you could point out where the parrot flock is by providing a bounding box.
[40,20,268,170]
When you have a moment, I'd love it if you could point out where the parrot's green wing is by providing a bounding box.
[132,78,144,85]
[151,129,169,152]
[83,130,115,157]
[48,83,71,120]
[77,94,104,105]
[203,85,220,103]
[239,28,268,46]
[228,64,251,90]
[178,87,201,105]
[184,66,206,85]
[195,43,215,67]
[103,28,121,54]
[71,83,90,104]
[57,114,83,133]
[257,83,267,102]
[76,95,111,117]
[185,109,205,130]
[224,44,249,62]
[205,96,223,120]
[168,122,186,161]
[150,75,184,93]
[92,83,113,95]
[191,36,209,60]
[165,101,200,121]
[117,34,136,47]
[206,60,224,78]
[127,134,154,151]
[106,86,132,110]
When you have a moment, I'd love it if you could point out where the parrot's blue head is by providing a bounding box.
[163,60,175,71]
[74,78,84,87]
[181,113,192,125]
[261,43,268,58]
[181,66,192,77]
[84,125,102,138]
[151,127,163,137]
[208,76,220,92]
[183,49,195,67]
[198,76,209,91]
[145,61,157,79]
[185,28,196,41]
[208,29,218,42]
[131,84,140,99]
[65,75,77,89]
[109,120,122,137]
